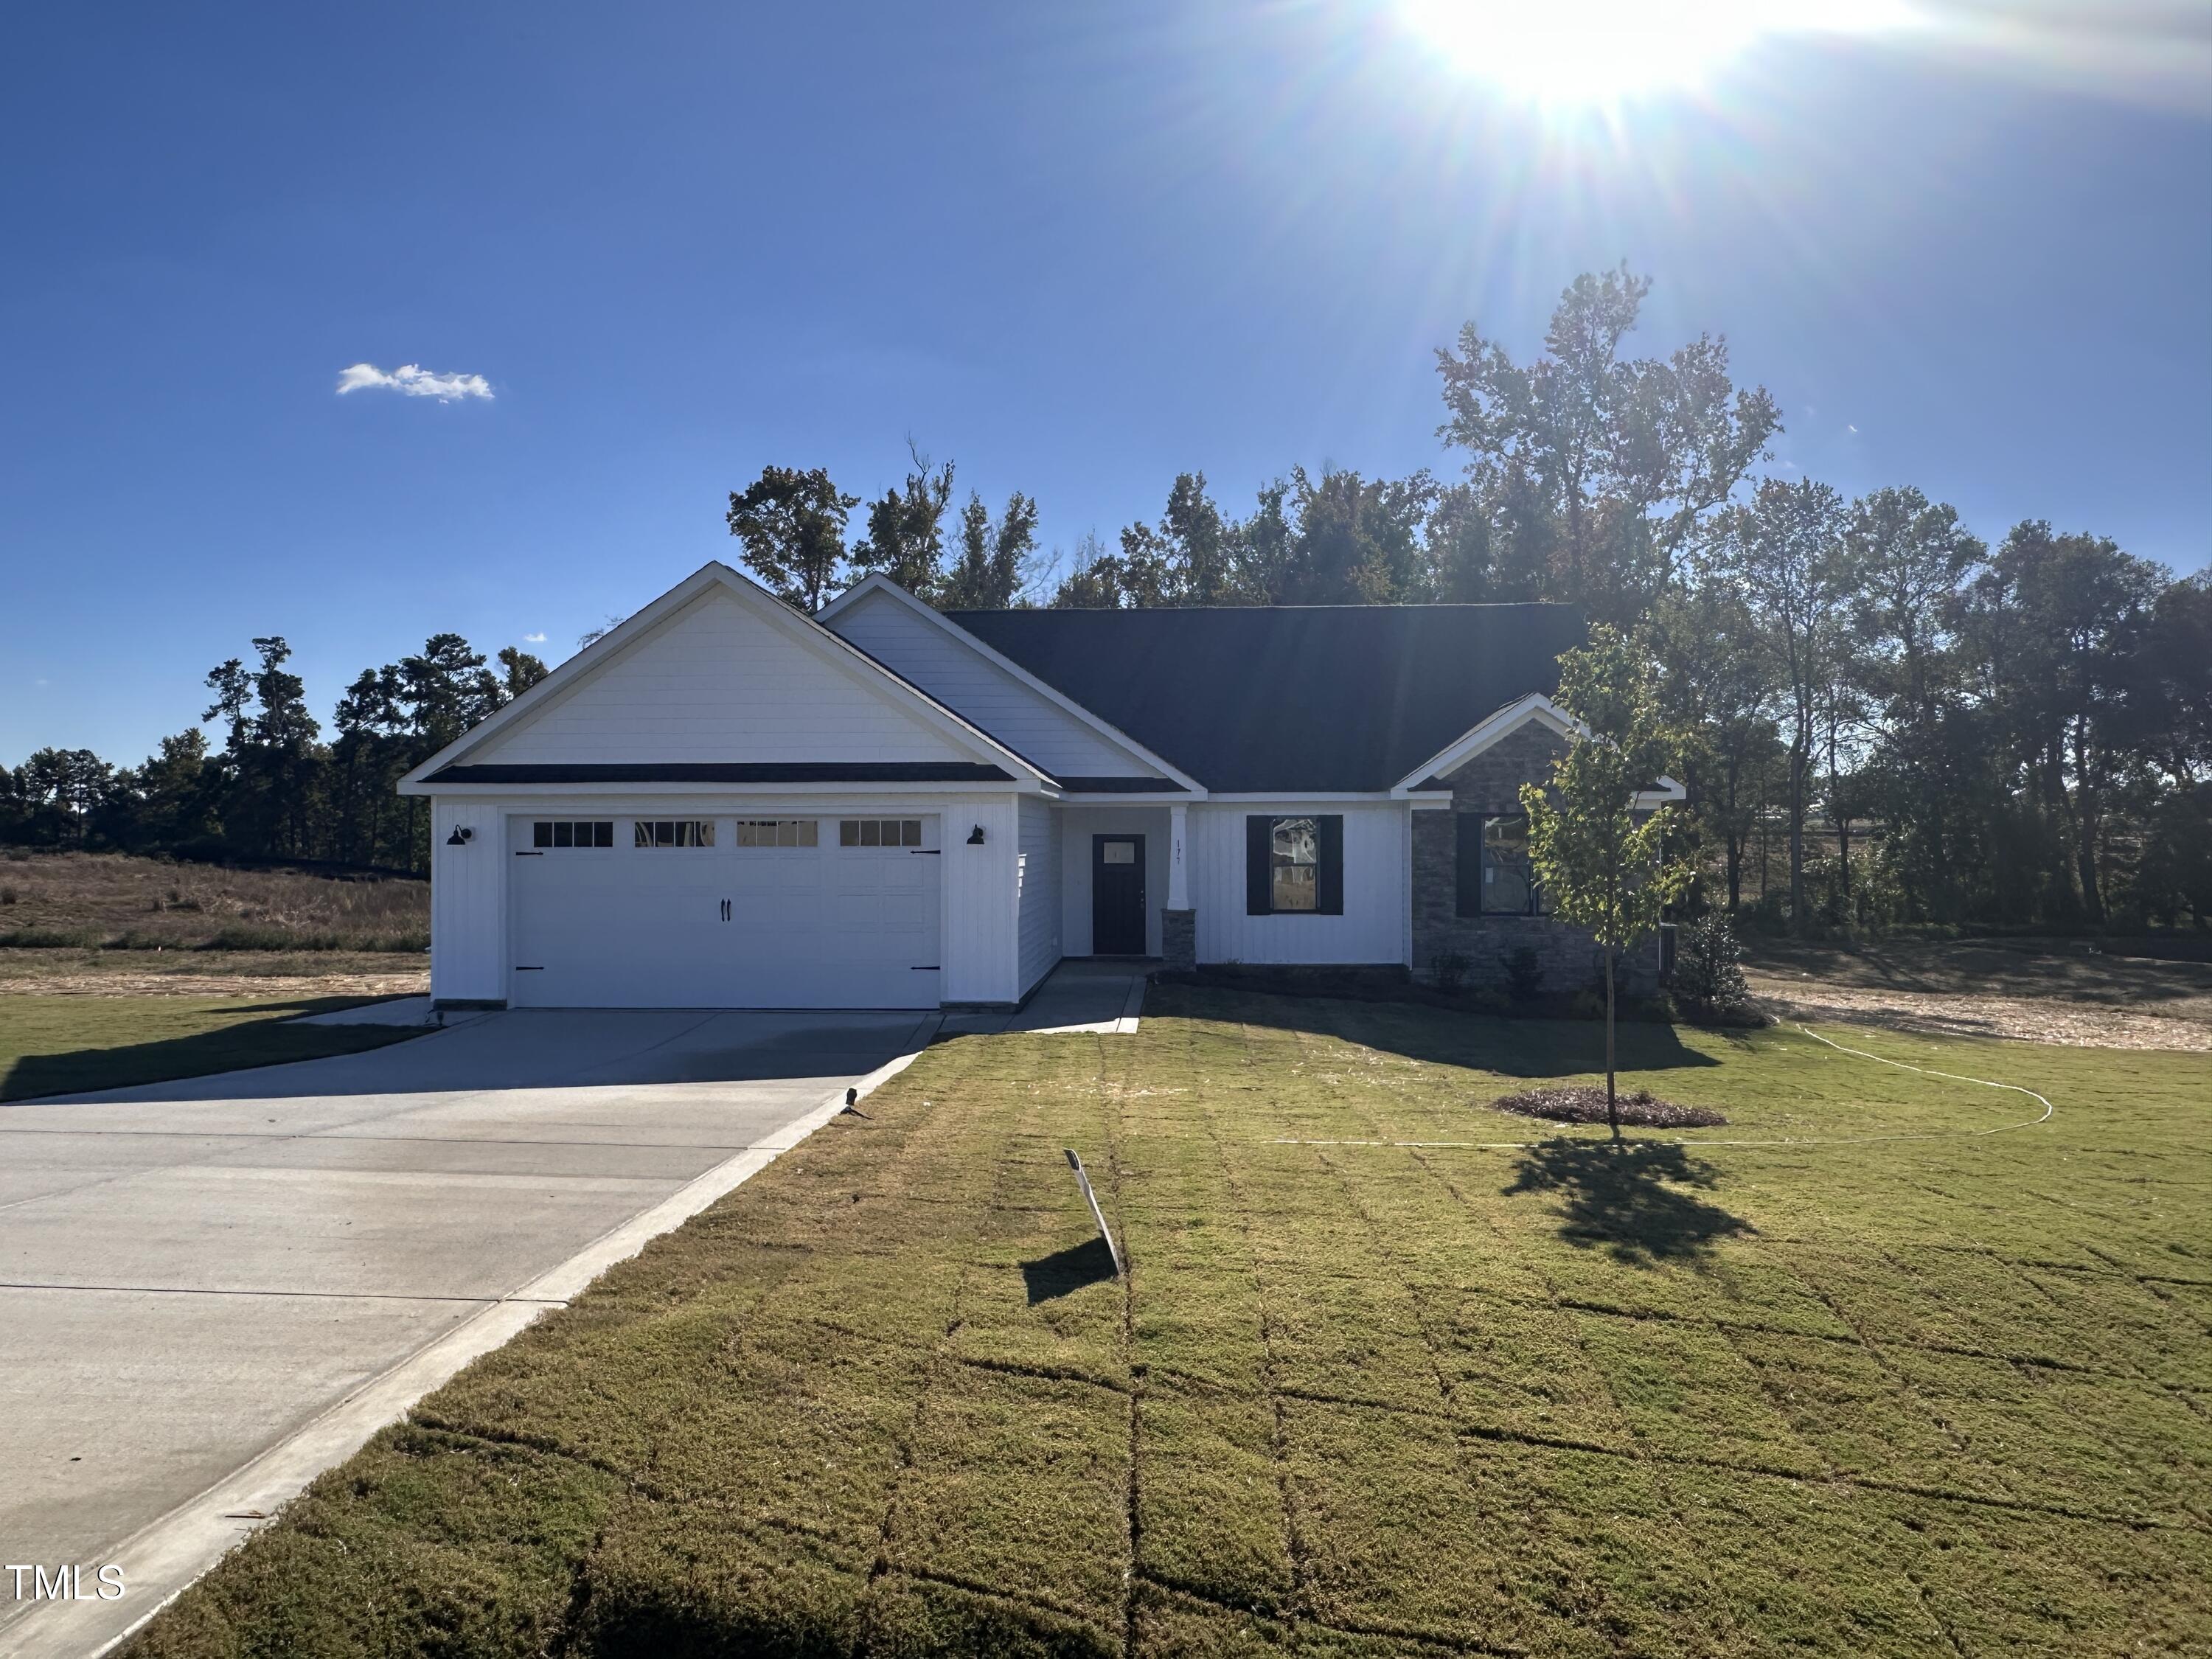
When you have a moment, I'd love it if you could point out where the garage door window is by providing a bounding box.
[532,820,613,849]
[736,819,818,847]
[839,818,922,847]
[634,819,715,848]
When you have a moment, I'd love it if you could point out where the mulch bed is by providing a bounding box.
[1489,1085,1728,1128]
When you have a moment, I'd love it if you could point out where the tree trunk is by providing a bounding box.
[1723,757,1743,914]
[1829,719,1850,908]
[2070,723,2105,927]
[1604,946,1619,1141]
[1787,742,1807,936]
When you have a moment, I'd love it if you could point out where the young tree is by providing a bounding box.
[726,465,860,613]
[1436,263,1779,622]
[850,445,956,598]
[1520,625,1694,1135]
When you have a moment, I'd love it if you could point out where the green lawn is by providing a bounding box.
[131,988,2211,1657]
[0,995,422,1101]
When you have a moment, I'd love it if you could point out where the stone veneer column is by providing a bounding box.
[1161,908,1197,972]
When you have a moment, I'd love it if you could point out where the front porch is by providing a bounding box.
[1053,801,1194,969]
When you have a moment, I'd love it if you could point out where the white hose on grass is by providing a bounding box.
[1270,1024,2056,1151]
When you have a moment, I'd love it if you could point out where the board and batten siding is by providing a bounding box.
[430,798,506,1002]
[477,590,975,766]
[828,588,1158,779]
[940,793,1021,1005]
[1059,806,1171,957]
[1189,802,1411,966]
[1016,796,1062,995]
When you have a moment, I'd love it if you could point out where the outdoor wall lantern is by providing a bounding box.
[966,824,986,845]
[446,825,475,846]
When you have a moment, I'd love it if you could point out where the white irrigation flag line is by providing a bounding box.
[1064,1149,1124,1277]
[1265,1024,2056,1152]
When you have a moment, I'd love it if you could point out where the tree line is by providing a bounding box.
[2,636,549,874]
[8,263,2207,928]
[721,265,2210,934]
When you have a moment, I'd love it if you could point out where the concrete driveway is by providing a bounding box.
[0,1008,936,1655]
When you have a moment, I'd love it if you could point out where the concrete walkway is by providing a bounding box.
[941,959,1151,1036]
[0,1009,936,1656]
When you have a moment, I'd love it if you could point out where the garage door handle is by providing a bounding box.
[909,849,940,855]
[515,965,545,971]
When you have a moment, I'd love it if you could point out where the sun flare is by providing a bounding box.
[1402,0,1917,104]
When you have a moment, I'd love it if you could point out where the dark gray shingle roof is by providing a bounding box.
[944,604,1585,793]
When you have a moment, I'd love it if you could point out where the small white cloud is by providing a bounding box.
[1847,423,1859,434]
[335,362,493,402]
[34,678,49,687]
[523,631,547,643]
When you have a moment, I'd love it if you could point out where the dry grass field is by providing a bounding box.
[0,851,428,956]
[131,988,2212,1658]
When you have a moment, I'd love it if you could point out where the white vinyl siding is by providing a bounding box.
[1017,795,1062,995]
[476,589,976,765]
[829,588,1161,779]
[430,800,506,1004]
[1189,802,1409,965]
[941,795,1020,1004]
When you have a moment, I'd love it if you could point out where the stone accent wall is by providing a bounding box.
[1409,725,1659,997]
[1161,908,1196,973]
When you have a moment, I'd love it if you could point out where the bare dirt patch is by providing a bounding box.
[1748,978,2212,1051]
[1490,1085,1729,1127]
[1742,933,2212,1051]
[0,949,428,999]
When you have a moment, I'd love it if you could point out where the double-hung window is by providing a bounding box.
[1455,812,1545,917]
[1244,815,1343,915]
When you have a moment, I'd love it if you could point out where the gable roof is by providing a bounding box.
[943,603,1587,793]
[820,575,1204,792]
[400,563,1054,794]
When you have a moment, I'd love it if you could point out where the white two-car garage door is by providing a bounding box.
[508,813,942,1008]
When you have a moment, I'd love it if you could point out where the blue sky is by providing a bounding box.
[4,1,2208,765]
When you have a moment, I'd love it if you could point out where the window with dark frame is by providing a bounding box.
[1455,812,1545,916]
[838,818,922,847]
[532,820,613,849]
[735,819,818,848]
[1270,816,1318,912]
[1245,814,1343,916]
[634,819,714,849]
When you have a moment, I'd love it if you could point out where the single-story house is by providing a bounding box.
[399,563,1681,1010]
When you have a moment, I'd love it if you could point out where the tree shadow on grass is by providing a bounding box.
[2,1002,408,1103]
[1147,981,1721,1077]
[1021,1237,1119,1304]
[1503,1138,1755,1267]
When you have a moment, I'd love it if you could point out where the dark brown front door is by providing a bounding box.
[1092,835,1146,956]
